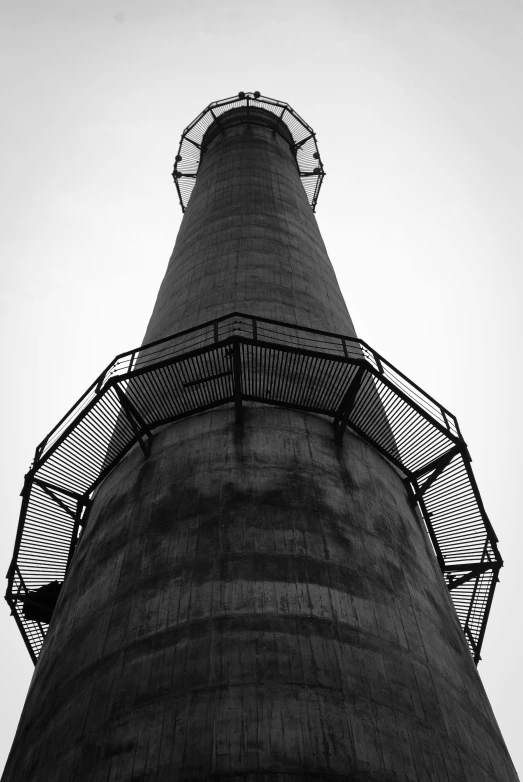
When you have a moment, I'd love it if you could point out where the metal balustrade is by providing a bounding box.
[6,312,501,664]
[172,92,325,212]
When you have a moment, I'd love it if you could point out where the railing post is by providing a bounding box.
[373,351,384,374]
[34,437,48,464]
[95,371,107,394]
[233,339,243,427]
[128,350,137,374]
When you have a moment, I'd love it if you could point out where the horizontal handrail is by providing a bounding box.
[36,313,458,461]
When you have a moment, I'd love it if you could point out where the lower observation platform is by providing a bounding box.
[6,313,502,664]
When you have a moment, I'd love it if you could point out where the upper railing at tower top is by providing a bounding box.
[171,92,326,213]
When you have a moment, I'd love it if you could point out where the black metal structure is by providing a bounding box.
[6,313,502,665]
[172,92,325,212]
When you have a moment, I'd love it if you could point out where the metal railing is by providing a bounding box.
[6,312,501,664]
[172,93,325,213]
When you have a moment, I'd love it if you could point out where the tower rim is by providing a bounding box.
[200,105,296,156]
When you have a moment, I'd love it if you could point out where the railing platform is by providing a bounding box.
[6,312,501,664]
[172,92,325,212]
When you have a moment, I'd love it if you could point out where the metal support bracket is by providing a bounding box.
[294,132,314,151]
[333,365,365,442]
[33,479,79,521]
[445,562,499,591]
[115,385,153,457]
[272,106,286,134]
[465,626,479,661]
[233,340,243,427]
[66,501,84,573]
[210,108,225,135]
[411,445,461,500]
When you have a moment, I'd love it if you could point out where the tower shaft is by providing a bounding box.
[145,111,356,341]
[3,102,517,781]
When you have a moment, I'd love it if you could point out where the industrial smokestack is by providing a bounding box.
[3,92,517,781]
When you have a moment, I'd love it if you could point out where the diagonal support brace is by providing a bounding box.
[233,340,243,427]
[115,385,153,458]
[66,497,92,572]
[33,479,78,521]
[333,365,365,443]
[445,562,500,591]
[411,444,461,500]
[294,133,314,151]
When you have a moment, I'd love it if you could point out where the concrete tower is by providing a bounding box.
[4,93,517,781]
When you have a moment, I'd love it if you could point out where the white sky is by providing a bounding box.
[1,0,521,773]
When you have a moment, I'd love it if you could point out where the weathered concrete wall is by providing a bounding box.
[3,109,517,781]
[143,120,356,342]
[3,410,517,781]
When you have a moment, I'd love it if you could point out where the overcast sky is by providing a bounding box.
[1,0,522,774]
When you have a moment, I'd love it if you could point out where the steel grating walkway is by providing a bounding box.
[6,313,502,664]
